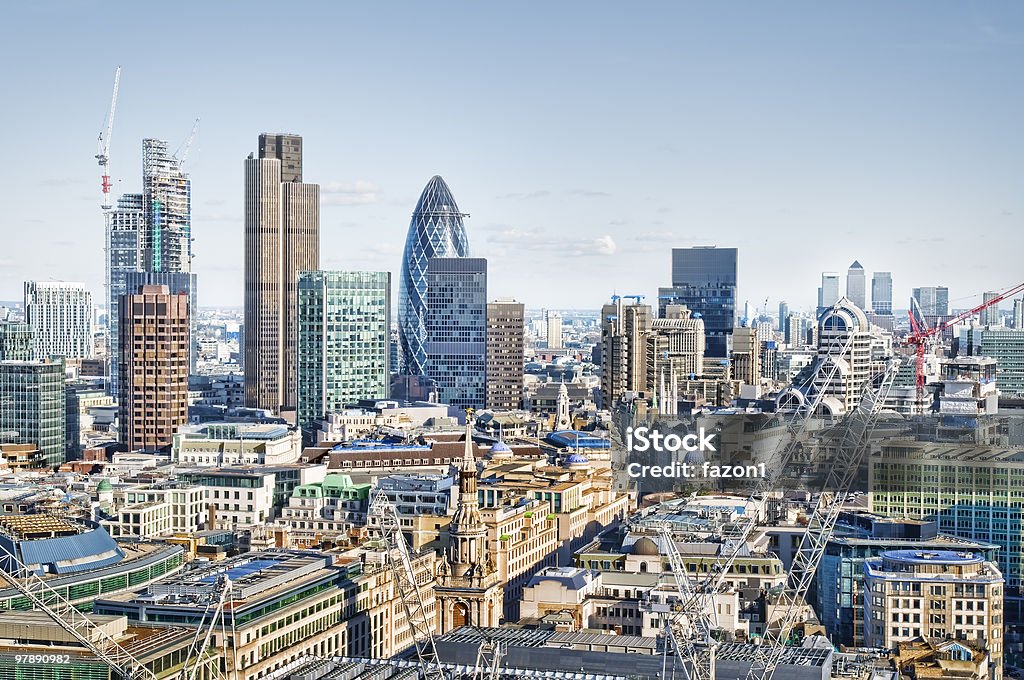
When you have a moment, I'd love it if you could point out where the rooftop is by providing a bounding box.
[0,514,81,539]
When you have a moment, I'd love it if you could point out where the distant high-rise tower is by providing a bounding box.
[981,291,1000,327]
[105,193,145,394]
[118,284,189,451]
[731,326,760,386]
[107,139,195,397]
[425,258,487,410]
[244,133,320,413]
[1014,299,1024,330]
[645,304,705,400]
[258,133,302,182]
[784,313,807,348]
[814,299,873,413]
[486,299,525,411]
[398,176,470,377]
[545,310,563,349]
[296,271,391,436]
[658,246,737,357]
[142,139,192,274]
[778,301,789,331]
[846,261,866,309]
[818,272,841,316]
[23,281,93,360]
[601,296,652,408]
[871,272,893,315]
[913,286,949,317]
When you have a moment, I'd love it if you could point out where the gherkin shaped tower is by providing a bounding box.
[398,176,470,375]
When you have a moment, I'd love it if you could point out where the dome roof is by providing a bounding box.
[565,453,589,466]
[632,536,660,556]
[683,448,705,466]
[490,441,512,454]
[97,479,113,492]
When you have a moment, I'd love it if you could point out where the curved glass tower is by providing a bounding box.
[398,175,470,376]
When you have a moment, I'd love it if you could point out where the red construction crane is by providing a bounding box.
[95,66,121,210]
[907,281,1024,408]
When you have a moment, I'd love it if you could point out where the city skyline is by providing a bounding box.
[2,3,1023,312]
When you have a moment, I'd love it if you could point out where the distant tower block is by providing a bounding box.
[546,310,563,349]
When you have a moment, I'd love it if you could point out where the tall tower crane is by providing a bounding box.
[369,487,447,680]
[176,118,201,171]
[745,358,902,680]
[652,333,859,680]
[907,280,1024,412]
[96,66,121,212]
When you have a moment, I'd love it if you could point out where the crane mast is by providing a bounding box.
[369,488,447,680]
[654,332,857,680]
[746,358,902,680]
[96,66,121,212]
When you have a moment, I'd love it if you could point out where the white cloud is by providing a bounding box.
[322,180,380,206]
[593,235,617,255]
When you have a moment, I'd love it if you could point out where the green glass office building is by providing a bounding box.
[0,359,65,467]
[296,271,390,436]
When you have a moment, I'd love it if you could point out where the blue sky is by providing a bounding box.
[2,2,1023,313]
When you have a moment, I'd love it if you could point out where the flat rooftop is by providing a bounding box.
[0,514,81,539]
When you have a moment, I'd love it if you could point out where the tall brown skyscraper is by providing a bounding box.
[244,133,320,414]
[118,284,189,451]
[485,299,525,410]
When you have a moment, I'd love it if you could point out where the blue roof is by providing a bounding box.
[197,558,282,583]
[881,550,982,565]
[10,527,124,576]
[545,430,611,450]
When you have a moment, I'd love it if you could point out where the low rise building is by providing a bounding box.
[815,512,998,647]
[0,611,217,680]
[172,422,302,467]
[864,549,1003,678]
[176,464,326,529]
[94,547,437,680]
[100,481,206,538]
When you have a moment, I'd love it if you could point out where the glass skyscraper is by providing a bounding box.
[425,258,487,410]
[296,271,391,436]
[0,358,66,467]
[871,271,893,315]
[658,246,737,357]
[398,176,469,377]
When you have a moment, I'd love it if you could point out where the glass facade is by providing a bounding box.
[0,323,32,362]
[872,271,893,315]
[660,246,737,357]
[0,360,65,467]
[425,257,487,410]
[106,192,145,394]
[296,271,391,434]
[398,176,469,376]
[959,327,1024,397]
